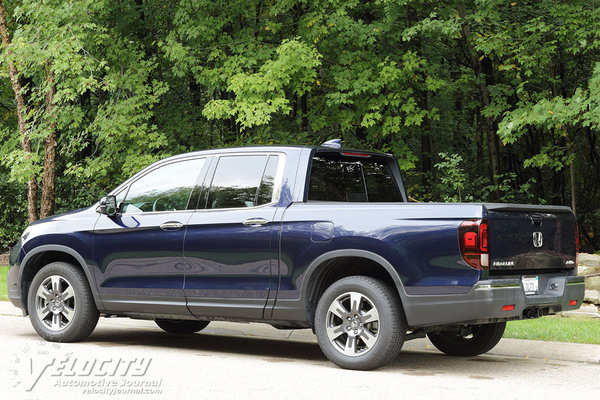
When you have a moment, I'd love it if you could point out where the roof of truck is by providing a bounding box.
[162,144,393,162]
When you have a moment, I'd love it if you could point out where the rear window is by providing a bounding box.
[308,154,403,202]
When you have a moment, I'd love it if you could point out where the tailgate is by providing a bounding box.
[486,204,577,274]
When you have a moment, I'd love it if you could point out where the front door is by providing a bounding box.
[93,157,208,315]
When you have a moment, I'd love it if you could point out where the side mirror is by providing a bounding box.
[99,195,118,217]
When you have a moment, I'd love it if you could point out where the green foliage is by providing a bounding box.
[0,173,27,252]
[435,153,466,202]
[1,0,175,205]
[469,173,541,205]
[203,39,322,129]
[498,62,600,171]
[0,0,599,253]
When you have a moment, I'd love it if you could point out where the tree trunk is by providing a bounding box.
[458,6,501,196]
[479,54,501,186]
[300,93,308,132]
[0,0,38,222]
[565,127,576,217]
[569,160,576,216]
[406,5,435,188]
[40,64,57,218]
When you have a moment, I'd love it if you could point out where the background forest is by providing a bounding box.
[0,0,598,253]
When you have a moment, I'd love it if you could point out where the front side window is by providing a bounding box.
[122,158,206,213]
[206,155,280,209]
[308,154,403,202]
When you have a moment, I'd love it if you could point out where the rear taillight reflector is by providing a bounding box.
[459,219,489,270]
[480,222,488,252]
[480,254,489,268]
[569,300,577,306]
[502,305,515,311]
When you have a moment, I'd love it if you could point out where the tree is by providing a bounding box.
[1,0,170,223]
[0,0,598,252]
[0,0,37,222]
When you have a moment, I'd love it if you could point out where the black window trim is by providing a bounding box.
[199,152,287,212]
[113,156,211,215]
[304,150,406,203]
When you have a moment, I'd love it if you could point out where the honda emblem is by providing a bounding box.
[533,231,543,248]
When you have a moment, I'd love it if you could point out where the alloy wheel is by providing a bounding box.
[34,275,77,331]
[325,291,380,356]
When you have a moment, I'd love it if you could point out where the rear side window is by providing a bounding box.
[308,154,403,202]
[206,155,280,209]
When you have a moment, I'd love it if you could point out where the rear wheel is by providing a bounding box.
[155,319,210,334]
[314,276,406,370]
[28,262,99,342]
[427,322,506,357]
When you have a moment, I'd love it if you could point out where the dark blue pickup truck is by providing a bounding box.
[7,144,584,370]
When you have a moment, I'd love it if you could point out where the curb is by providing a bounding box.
[0,300,23,317]
[558,304,600,319]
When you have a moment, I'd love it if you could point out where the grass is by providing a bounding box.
[0,266,9,301]
[504,316,600,344]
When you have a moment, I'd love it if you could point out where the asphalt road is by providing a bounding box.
[1,303,599,399]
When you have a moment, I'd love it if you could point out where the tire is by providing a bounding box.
[155,319,210,334]
[427,322,506,357]
[314,276,406,370]
[27,262,99,342]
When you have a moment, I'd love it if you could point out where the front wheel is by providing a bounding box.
[427,322,506,357]
[28,262,99,342]
[155,319,210,334]
[314,276,406,370]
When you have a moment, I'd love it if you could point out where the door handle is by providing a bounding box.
[243,218,269,227]
[160,222,183,231]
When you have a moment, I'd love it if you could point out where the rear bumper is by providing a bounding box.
[403,274,585,328]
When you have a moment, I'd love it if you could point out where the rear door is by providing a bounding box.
[184,153,285,320]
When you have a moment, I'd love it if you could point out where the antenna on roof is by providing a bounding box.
[321,138,342,149]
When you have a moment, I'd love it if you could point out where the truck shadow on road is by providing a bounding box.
[68,324,553,376]
[89,327,328,364]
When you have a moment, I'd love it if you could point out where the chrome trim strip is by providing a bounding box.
[113,152,287,215]
[475,283,520,290]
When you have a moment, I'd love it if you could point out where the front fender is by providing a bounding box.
[17,244,104,314]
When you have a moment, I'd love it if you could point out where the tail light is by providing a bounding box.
[459,219,489,270]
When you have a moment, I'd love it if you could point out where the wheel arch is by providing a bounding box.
[19,245,103,315]
[301,249,408,328]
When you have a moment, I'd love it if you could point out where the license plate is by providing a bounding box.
[522,276,539,295]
